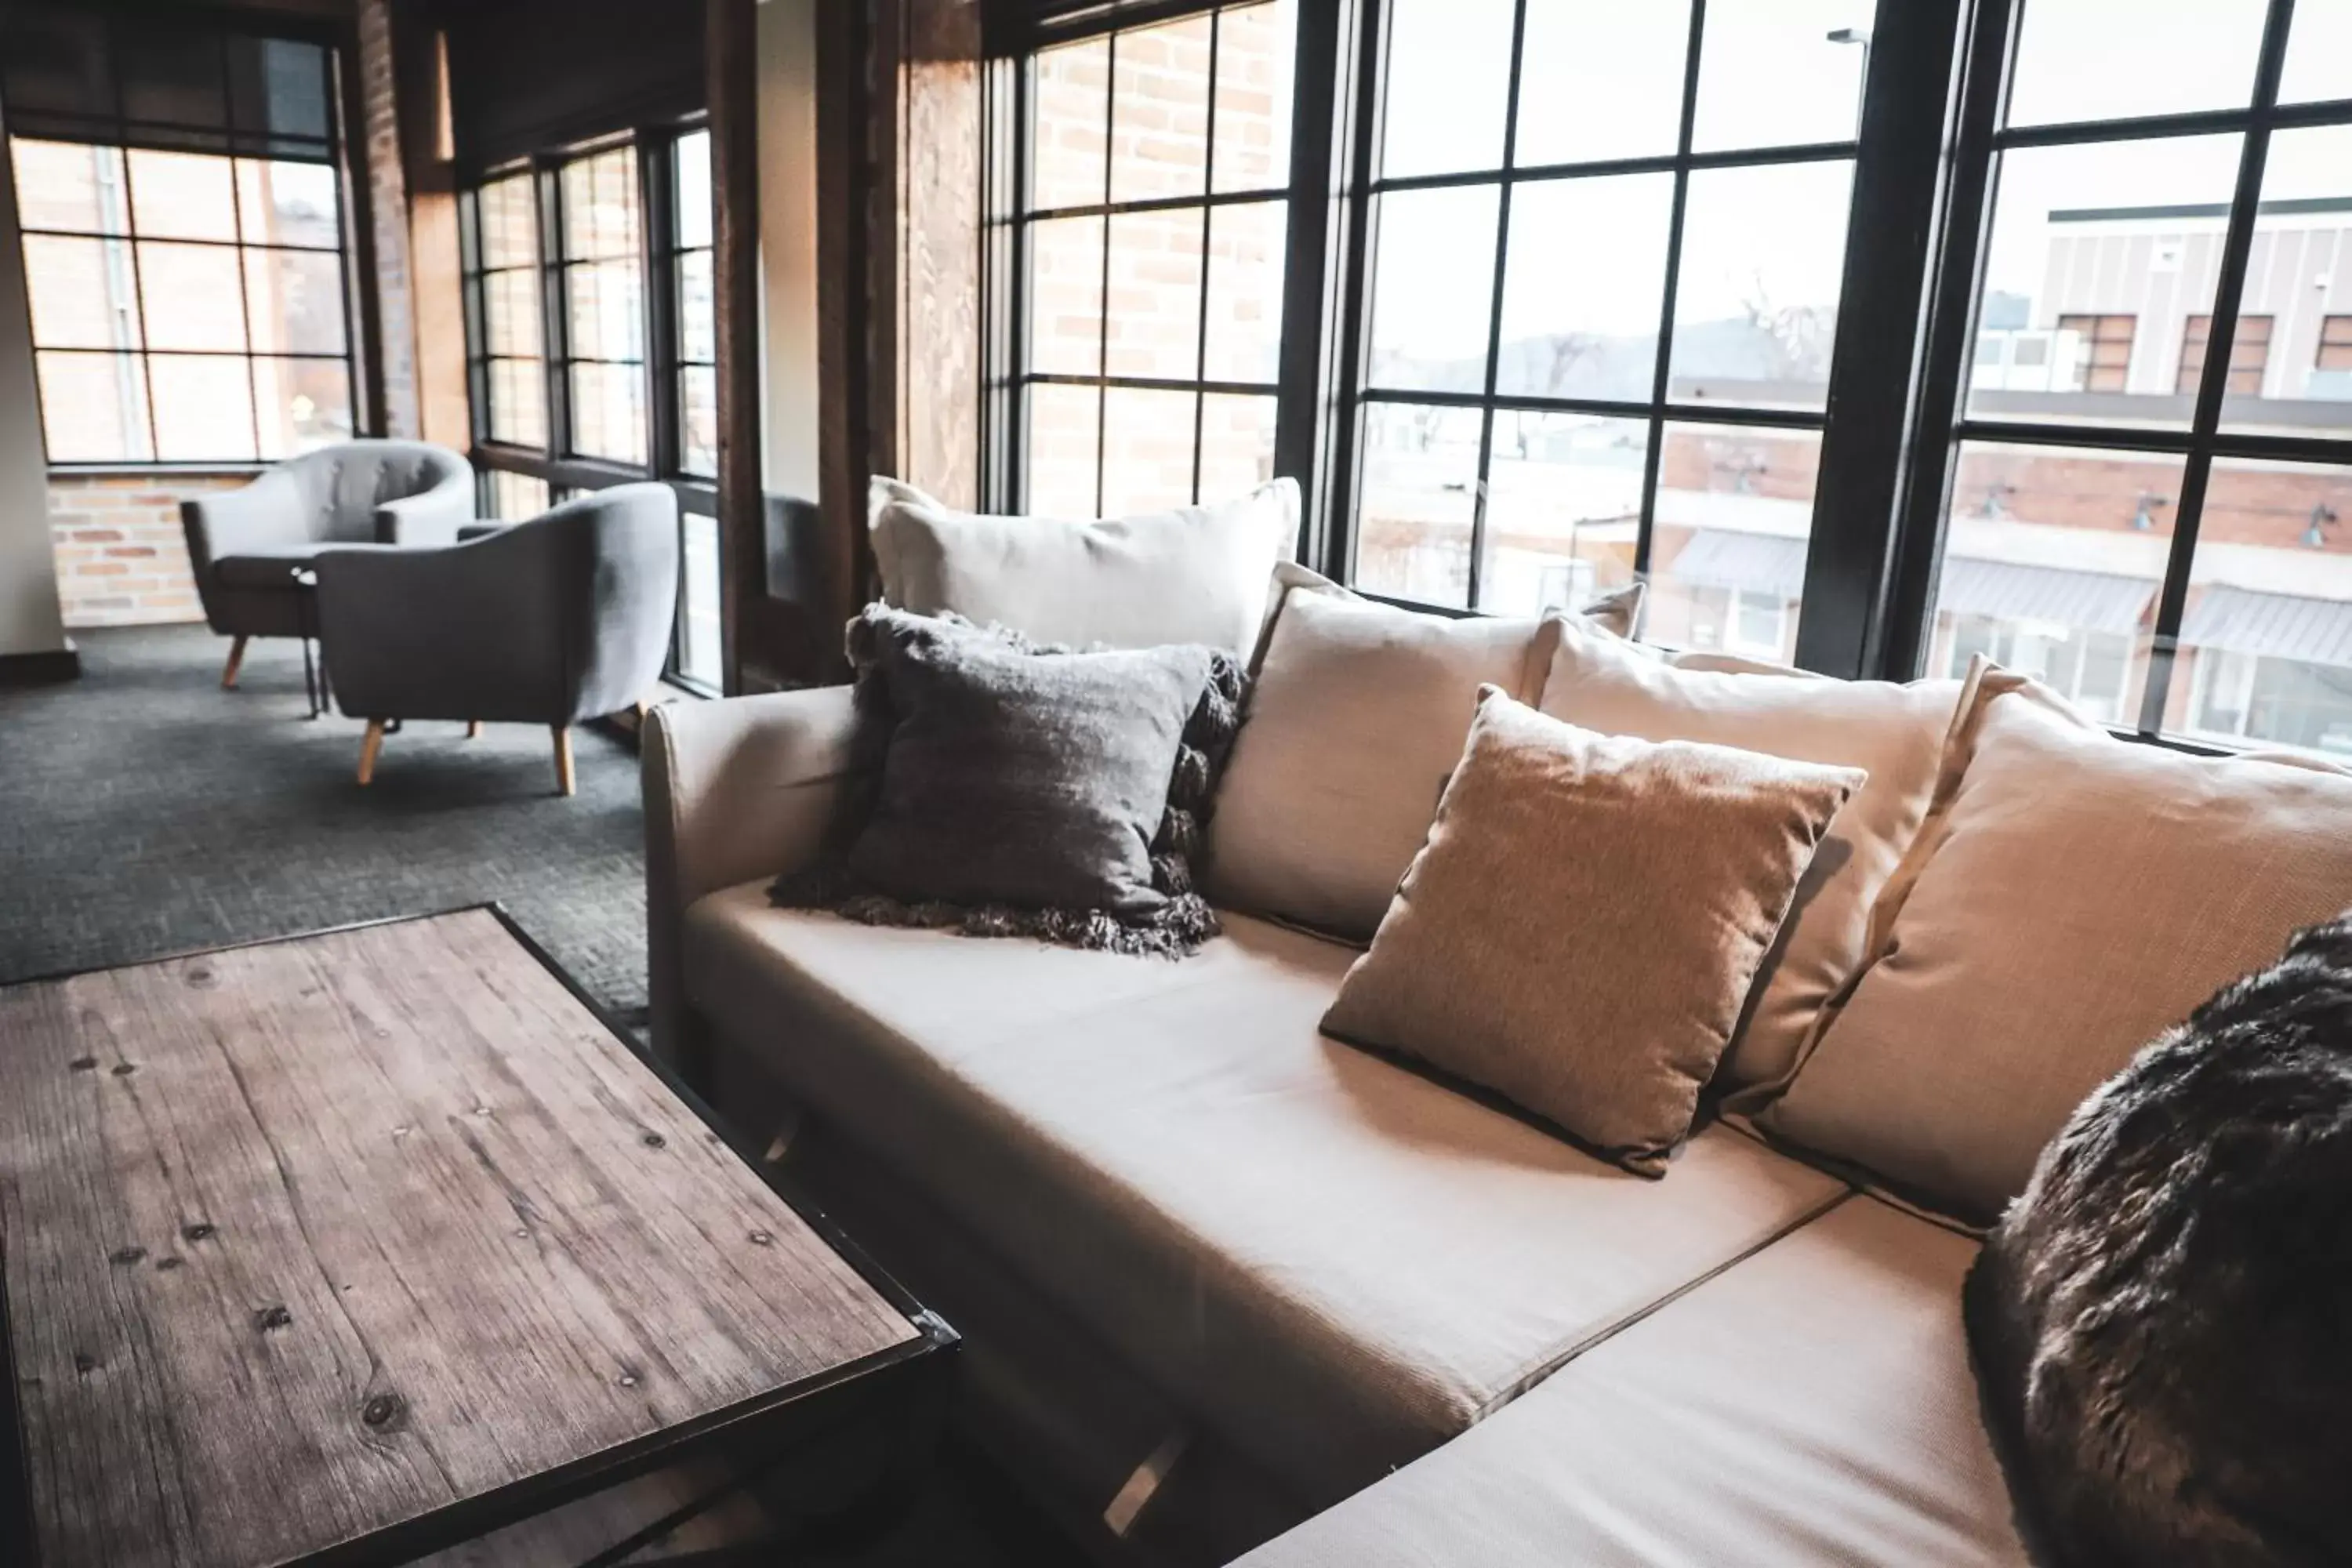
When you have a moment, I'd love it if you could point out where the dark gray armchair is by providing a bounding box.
[180,440,474,688]
[314,484,681,796]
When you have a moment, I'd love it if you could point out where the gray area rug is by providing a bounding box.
[0,624,649,1025]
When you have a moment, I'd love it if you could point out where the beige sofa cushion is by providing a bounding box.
[1324,690,1863,1175]
[1537,618,1963,1100]
[682,883,1846,1509]
[868,475,1296,655]
[1206,588,1639,942]
[1767,668,2352,1224]
[1232,1194,2027,1568]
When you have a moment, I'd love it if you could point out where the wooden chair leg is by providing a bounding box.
[356,720,387,786]
[220,635,249,690]
[633,700,650,724]
[466,720,481,739]
[551,725,575,797]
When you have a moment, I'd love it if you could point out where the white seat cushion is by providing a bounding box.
[682,882,1846,1507]
[1234,1196,2031,1568]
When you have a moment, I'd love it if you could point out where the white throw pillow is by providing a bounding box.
[869,477,1298,655]
[1206,585,1642,942]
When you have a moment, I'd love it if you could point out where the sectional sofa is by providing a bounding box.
[642,494,2352,1566]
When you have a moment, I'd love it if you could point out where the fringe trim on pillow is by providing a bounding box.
[769,610,1247,960]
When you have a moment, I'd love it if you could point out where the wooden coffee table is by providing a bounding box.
[0,908,956,1567]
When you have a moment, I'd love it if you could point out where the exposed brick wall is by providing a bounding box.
[46,474,245,628]
[358,0,421,440]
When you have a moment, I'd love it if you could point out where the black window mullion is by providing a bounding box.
[639,130,673,483]
[2134,0,2297,735]
[1275,0,1351,568]
[1635,0,1708,583]
[1465,0,1530,612]
[1188,9,1222,506]
[1093,31,1118,516]
[539,159,568,460]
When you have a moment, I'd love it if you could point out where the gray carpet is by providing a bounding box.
[0,623,650,1022]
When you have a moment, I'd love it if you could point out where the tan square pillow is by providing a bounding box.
[1205,585,1642,941]
[1322,688,1864,1175]
[1537,616,1965,1102]
[1765,665,2352,1223]
[868,476,1297,655]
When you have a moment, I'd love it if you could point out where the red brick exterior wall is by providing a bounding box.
[46,474,245,628]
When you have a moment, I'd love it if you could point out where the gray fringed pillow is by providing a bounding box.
[771,604,1246,957]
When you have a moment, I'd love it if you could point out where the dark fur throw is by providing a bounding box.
[1965,913,2352,1567]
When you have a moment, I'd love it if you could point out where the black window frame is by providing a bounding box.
[458,117,721,694]
[5,13,366,471]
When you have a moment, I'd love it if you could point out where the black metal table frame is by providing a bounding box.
[0,904,960,1568]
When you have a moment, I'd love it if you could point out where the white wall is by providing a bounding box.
[0,115,71,659]
[756,0,821,503]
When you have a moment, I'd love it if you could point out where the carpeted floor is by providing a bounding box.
[0,624,652,1022]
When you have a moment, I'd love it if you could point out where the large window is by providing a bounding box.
[1916,0,2352,757]
[5,18,355,465]
[1012,2,1298,518]
[461,126,723,691]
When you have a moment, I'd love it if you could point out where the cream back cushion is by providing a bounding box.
[1537,618,1963,1100]
[1765,667,2352,1223]
[1206,586,1641,942]
[869,477,1298,655]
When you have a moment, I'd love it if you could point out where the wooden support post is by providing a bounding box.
[551,725,575,797]
[357,720,387,785]
[220,636,249,689]
[466,720,481,739]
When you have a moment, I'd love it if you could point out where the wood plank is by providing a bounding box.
[0,910,916,1568]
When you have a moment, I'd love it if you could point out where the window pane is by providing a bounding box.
[34,352,152,462]
[2008,0,2267,128]
[1515,2,1688,168]
[484,270,542,357]
[1198,391,1278,503]
[235,160,339,249]
[253,356,351,458]
[479,175,539,269]
[1105,207,1204,379]
[118,24,227,130]
[226,38,331,145]
[1496,172,1674,402]
[1366,185,1499,392]
[1668,160,1853,413]
[1379,0,1514,180]
[1032,37,1110,210]
[137,241,247,350]
[1202,200,1286,384]
[2281,0,2352,103]
[1690,0,1872,154]
[489,470,550,521]
[674,130,713,250]
[1482,412,1646,615]
[1933,441,2179,726]
[488,358,546,447]
[1102,386,1199,515]
[243,248,345,355]
[561,147,640,261]
[568,361,646,463]
[680,510,724,686]
[1211,0,1295,194]
[150,354,256,460]
[11,140,126,234]
[1964,135,2241,428]
[1355,401,1480,608]
[677,249,715,364]
[2166,461,2352,754]
[2221,125,2352,441]
[127,149,238,242]
[1109,12,1213,205]
[1647,424,1820,662]
[24,236,140,348]
[680,365,718,476]
[1027,215,1105,376]
[565,260,645,364]
[1025,382,1102,517]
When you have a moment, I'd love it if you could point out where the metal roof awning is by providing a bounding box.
[1936,557,2155,635]
[1664,529,1809,600]
[2180,584,2352,668]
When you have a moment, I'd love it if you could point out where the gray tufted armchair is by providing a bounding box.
[314,484,681,797]
[180,440,475,688]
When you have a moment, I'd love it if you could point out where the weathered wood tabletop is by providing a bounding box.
[0,909,921,1568]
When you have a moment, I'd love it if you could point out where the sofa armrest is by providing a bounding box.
[374,466,476,546]
[180,467,307,573]
[643,685,866,1069]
